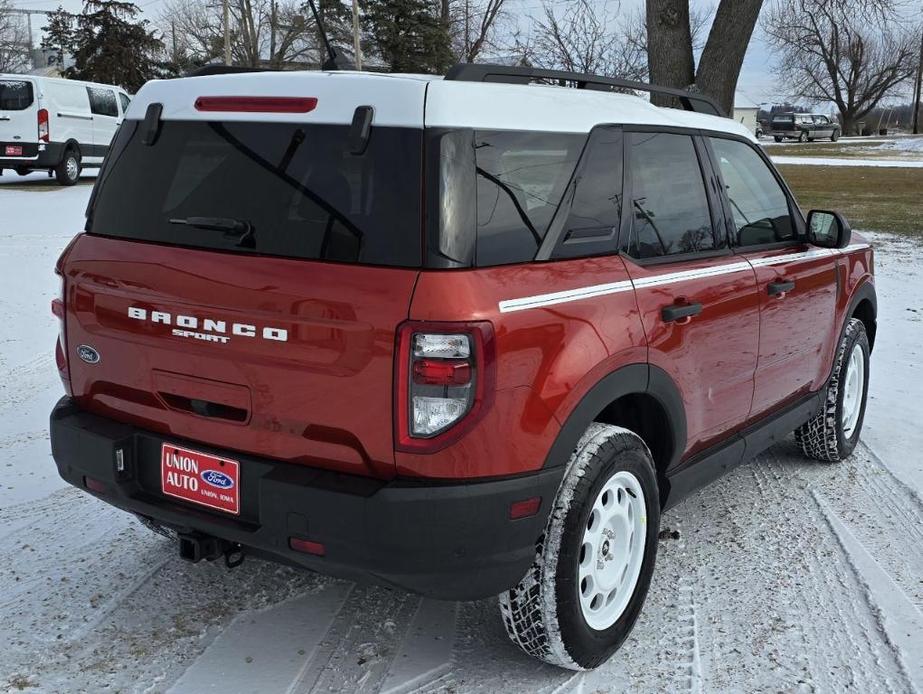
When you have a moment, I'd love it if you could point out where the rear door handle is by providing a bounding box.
[661,302,703,323]
[768,280,795,297]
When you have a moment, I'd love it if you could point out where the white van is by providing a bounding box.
[0,75,130,185]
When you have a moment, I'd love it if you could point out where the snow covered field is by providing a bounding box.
[1,172,922,693]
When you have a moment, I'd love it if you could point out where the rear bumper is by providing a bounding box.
[0,143,65,169]
[49,397,561,600]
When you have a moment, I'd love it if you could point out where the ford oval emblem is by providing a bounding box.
[201,469,235,489]
[77,345,100,364]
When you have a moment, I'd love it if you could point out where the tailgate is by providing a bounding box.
[63,234,417,478]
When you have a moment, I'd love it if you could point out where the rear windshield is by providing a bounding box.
[0,80,34,110]
[88,120,423,267]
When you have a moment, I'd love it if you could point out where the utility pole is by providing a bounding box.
[270,0,277,65]
[913,22,923,135]
[351,0,361,70]
[223,0,231,65]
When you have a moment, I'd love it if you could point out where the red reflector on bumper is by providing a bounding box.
[84,476,108,494]
[509,496,541,520]
[289,537,326,556]
[194,96,318,113]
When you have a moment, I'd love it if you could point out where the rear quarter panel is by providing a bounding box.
[403,255,646,478]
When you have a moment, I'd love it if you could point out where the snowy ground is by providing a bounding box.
[1,172,922,693]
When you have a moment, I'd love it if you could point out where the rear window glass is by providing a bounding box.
[0,80,34,110]
[474,130,585,265]
[772,115,793,122]
[88,120,423,267]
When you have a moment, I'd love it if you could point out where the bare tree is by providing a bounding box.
[515,0,646,80]
[451,0,508,63]
[0,0,31,72]
[764,0,917,133]
[159,0,346,70]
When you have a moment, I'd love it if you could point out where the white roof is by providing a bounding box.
[126,70,753,139]
[0,72,128,94]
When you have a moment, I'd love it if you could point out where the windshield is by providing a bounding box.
[88,119,424,267]
[0,80,34,110]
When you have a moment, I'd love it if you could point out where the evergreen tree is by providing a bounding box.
[363,0,452,73]
[66,0,164,92]
[40,6,77,58]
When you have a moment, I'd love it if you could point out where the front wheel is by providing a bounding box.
[795,318,870,461]
[55,149,81,186]
[774,136,783,143]
[798,130,808,142]
[831,130,840,142]
[499,424,660,670]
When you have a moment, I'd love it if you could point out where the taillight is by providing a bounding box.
[52,272,71,395]
[395,321,495,453]
[38,108,50,142]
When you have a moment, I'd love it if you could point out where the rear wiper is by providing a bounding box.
[169,216,255,248]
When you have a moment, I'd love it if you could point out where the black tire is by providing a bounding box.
[831,129,840,142]
[808,137,815,142]
[798,130,808,142]
[774,136,783,143]
[54,149,81,186]
[498,424,660,670]
[795,318,870,462]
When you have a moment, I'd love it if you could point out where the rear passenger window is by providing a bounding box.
[0,80,33,110]
[87,87,118,117]
[475,130,584,266]
[554,127,623,259]
[626,132,717,260]
[708,137,794,246]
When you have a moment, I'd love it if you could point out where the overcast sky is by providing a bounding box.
[12,0,920,106]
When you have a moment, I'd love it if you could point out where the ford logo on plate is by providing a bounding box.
[77,345,100,364]
[201,469,234,489]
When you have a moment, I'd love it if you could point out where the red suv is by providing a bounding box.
[49,64,876,670]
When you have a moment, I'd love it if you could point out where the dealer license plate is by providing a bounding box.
[4,145,23,156]
[161,443,240,515]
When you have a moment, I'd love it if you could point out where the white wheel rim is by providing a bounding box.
[841,341,865,438]
[66,157,79,180]
[577,470,647,631]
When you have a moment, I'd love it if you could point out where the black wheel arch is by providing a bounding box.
[62,139,82,161]
[541,363,686,507]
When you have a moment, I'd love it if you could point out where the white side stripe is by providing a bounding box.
[498,280,634,313]
[497,244,871,314]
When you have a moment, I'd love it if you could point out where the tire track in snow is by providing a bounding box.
[756,450,911,692]
[812,490,923,691]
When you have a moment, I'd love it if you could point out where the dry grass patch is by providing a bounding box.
[777,164,923,238]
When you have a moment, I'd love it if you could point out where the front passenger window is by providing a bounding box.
[708,137,794,247]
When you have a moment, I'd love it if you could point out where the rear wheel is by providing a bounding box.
[831,129,840,142]
[55,149,81,186]
[499,424,660,670]
[798,130,808,142]
[795,318,870,461]
[774,136,783,143]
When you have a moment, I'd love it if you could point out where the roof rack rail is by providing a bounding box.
[186,65,271,78]
[443,63,725,117]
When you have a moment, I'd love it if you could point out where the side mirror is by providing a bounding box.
[807,209,851,249]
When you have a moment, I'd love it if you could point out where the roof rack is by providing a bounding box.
[186,65,271,78]
[444,63,724,117]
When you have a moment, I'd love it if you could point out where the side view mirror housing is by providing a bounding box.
[806,209,851,249]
